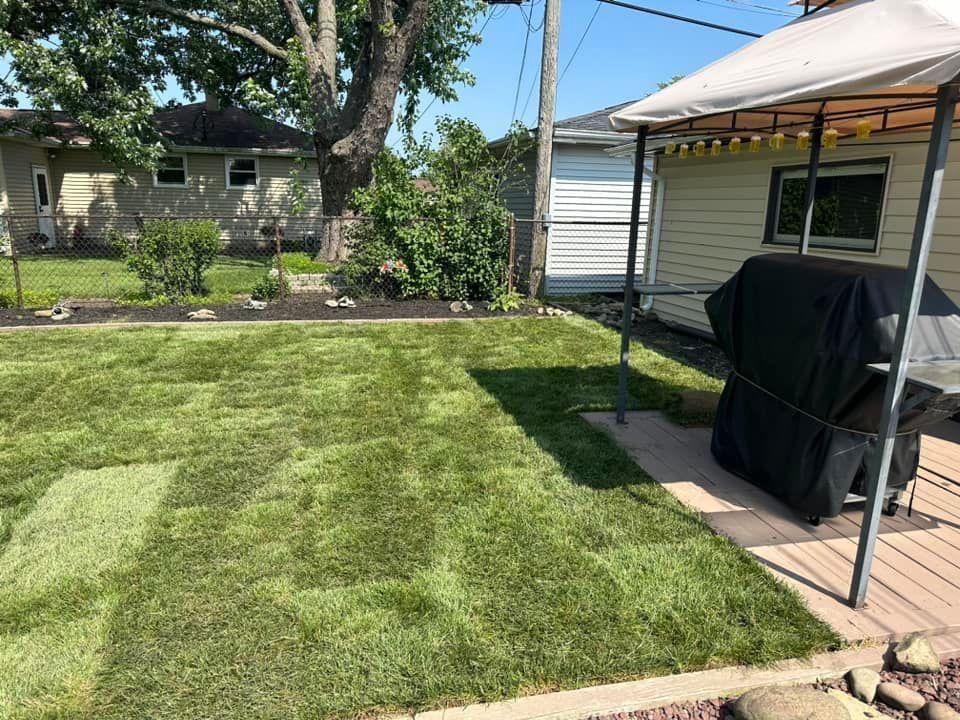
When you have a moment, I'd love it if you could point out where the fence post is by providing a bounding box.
[273,218,285,299]
[7,215,23,309]
[507,214,517,294]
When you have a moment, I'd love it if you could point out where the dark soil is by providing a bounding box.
[586,657,960,720]
[0,295,540,327]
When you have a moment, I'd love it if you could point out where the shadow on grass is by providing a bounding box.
[469,364,697,492]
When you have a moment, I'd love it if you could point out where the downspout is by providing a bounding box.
[641,164,664,312]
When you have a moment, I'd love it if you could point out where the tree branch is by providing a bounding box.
[136,1,289,60]
[279,0,338,132]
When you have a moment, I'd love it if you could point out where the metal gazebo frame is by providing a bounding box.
[613,81,960,608]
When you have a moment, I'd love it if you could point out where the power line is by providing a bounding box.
[695,0,796,18]
[559,4,601,82]
[596,0,763,38]
[510,4,536,124]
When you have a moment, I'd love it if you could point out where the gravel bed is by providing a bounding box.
[585,658,960,720]
[0,295,540,327]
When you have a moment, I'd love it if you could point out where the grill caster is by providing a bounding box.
[806,515,822,526]
[884,499,900,517]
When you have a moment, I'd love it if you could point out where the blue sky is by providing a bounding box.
[386,0,803,145]
[2,1,803,144]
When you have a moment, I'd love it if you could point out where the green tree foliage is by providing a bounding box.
[116,219,221,298]
[344,117,531,300]
[0,0,486,209]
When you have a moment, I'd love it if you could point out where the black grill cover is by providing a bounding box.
[705,254,960,518]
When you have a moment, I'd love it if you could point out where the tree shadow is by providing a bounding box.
[468,364,699,492]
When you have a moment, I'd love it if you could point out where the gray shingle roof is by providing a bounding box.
[554,101,636,133]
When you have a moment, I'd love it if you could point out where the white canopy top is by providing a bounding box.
[608,0,960,137]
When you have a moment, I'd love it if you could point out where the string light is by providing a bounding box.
[694,140,706,156]
[769,132,785,151]
[729,137,742,154]
[711,139,722,156]
[749,135,762,152]
[823,128,839,149]
[679,143,690,159]
[796,131,810,151]
[856,119,872,140]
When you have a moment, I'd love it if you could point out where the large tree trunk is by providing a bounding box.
[315,135,381,262]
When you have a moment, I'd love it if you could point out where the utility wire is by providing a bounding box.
[596,0,763,38]
[559,4,601,82]
[509,4,535,124]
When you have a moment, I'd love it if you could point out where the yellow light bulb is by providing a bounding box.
[694,140,706,157]
[729,137,742,154]
[711,140,722,157]
[664,141,676,155]
[823,128,839,149]
[796,131,810,151]
[769,132,785,151]
[679,143,689,159]
[749,135,762,153]
[856,119,872,140]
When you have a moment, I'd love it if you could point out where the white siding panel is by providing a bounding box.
[545,144,652,295]
[651,132,960,334]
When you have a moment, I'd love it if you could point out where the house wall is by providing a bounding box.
[41,148,323,247]
[500,142,652,295]
[546,144,650,295]
[2,140,52,217]
[652,132,960,334]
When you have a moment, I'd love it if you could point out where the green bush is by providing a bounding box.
[0,288,59,309]
[116,219,221,299]
[344,117,531,300]
[251,272,288,300]
[488,286,525,312]
[279,252,333,275]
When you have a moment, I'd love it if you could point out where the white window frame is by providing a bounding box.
[225,156,259,189]
[153,155,189,188]
[764,156,892,255]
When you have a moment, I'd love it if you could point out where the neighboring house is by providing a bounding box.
[496,101,653,295]
[612,130,960,336]
[0,95,322,250]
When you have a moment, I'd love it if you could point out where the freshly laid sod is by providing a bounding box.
[0,318,838,719]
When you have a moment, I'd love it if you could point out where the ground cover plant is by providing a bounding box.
[0,317,838,720]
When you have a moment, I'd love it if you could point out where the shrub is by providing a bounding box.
[488,286,525,312]
[0,288,59,309]
[344,117,531,300]
[251,272,288,300]
[116,219,221,299]
[280,252,333,275]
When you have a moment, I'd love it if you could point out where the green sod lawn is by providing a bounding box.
[0,318,838,719]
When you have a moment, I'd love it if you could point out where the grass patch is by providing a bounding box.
[0,318,838,719]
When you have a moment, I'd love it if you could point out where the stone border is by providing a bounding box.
[387,637,960,720]
[0,314,557,333]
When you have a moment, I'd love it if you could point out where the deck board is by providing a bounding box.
[583,411,960,642]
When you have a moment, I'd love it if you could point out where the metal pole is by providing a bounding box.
[616,125,649,425]
[528,0,560,299]
[273,218,285,299]
[799,113,824,255]
[8,215,23,309]
[848,81,959,608]
[507,213,517,294]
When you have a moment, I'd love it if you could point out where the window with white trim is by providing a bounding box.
[226,157,258,188]
[764,158,890,253]
[154,156,188,187]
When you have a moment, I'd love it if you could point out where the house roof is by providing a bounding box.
[0,103,313,153]
[555,101,636,133]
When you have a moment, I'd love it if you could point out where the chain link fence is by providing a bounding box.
[0,212,527,308]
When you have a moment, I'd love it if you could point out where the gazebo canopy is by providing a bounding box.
[608,0,960,139]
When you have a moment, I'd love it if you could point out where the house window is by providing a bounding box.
[226,157,259,188]
[764,158,890,253]
[154,156,188,187]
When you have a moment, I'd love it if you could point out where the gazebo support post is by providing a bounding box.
[616,125,649,424]
[799,112,824,255]
[849,81,959,609]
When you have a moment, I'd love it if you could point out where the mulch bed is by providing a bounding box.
[585,657,960,720]
[0,295,540,328]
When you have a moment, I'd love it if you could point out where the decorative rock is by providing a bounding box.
[679,390,721,418]
[876,682,926,712]
[324,299,339,308]
[536,306,545,315]
[545,307,556,316]
[893,633,941,674]
[186,308,217,320]
[920,702,960,720]
[826,689,893,719]
[450,301,465,313]
[243,299,267,311]
[732,686,848,720]
[846,667,881,703]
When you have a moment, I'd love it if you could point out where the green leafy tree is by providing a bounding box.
[0,0,485,213]
[344,116,530,300]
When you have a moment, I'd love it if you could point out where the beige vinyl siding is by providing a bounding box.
[653,132,960,335]
[546,145,649,295]
[2,140,52,217]
[47,148,322,245]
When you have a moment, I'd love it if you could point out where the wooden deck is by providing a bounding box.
[584,411,960,642]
